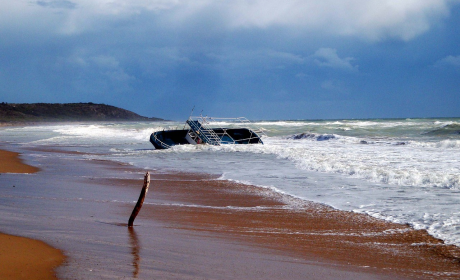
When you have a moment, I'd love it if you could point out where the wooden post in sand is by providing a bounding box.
[128,172,150,227]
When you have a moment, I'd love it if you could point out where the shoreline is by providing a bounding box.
[0,149,64,279]
[0,232,65,280]
[0,149,40,174]
[1,145,460,279]
[118,170,460,279]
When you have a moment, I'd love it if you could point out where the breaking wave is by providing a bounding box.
[287,132,336,141]
[424,123,460,136]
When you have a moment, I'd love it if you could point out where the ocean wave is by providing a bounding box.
[287,132,336,141]
[256,137,460,190]
[50,124,159,143]
[424,123,460,136]
[435,140,460,148]
[5,121,460,249]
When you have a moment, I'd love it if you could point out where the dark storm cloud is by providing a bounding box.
[1,0,460,119]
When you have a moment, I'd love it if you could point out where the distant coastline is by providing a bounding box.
[0,102,163,123]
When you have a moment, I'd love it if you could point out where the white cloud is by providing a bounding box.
[1,0,459,40]
[0,0,181,35]
[313,48,356,71]
[219,0,457,41]
[55,0,181,34]
[435,55,460,67]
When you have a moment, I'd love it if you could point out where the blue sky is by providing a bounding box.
[1,0,459,120]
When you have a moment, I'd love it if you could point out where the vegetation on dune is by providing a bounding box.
[0,102,162,122]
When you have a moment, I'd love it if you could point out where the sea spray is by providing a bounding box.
[1,118,459,247]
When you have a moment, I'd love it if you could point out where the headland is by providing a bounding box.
[0,102,162,124]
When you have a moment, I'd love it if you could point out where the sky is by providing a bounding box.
[1,0,460,120]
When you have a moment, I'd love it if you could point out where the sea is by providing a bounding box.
[1,118,459,248]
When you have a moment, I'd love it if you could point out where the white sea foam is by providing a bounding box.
[2,118,460,247]
[435,139,460,149]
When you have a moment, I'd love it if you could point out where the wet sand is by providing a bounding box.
[117,171,460,279]
[0,233,65,280]
[0,149,64,279]
[2,146,460,279]
[0,149,40,173]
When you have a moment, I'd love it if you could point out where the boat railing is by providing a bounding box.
[152,133,171,149]
[199,116,266,137]
[187,116,265,145]
[186,117,222,146]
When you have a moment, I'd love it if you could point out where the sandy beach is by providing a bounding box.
[0,233,65,280]
[1,145,459,279]
[0,149,64,280]
[0,149,40,174]
[129,171,460,279]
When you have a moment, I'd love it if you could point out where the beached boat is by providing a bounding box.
[150,116,264,149]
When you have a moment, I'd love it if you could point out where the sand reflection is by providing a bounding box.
[128,227,140,278]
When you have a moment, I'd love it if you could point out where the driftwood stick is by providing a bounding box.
[128,172,150,227]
